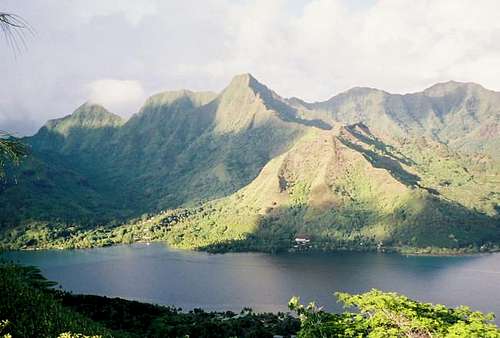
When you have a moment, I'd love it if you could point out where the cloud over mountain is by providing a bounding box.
[87,79,146,117]
[2,0,500,135]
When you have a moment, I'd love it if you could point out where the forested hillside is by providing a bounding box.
[1,74,499,253]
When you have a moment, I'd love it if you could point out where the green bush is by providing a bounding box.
[0,264,113,338]
[289,289,500,337]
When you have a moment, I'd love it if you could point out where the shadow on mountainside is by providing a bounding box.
[195,195,500,254]
[338,136,422,188]
[248,75,333,131]
[338,124,456,196]
[0,95,311,228]
[344,123,416,166]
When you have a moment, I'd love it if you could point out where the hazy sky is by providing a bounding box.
[1,0,500,135]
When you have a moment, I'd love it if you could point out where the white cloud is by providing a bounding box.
[87,79,146,116]
[1,0,500,135]
[198,0,500,99]
[73,0,158,26]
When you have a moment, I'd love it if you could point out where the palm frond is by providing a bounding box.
[0,12,33,55]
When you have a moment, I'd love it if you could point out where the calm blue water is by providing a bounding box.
[3,243,500,319]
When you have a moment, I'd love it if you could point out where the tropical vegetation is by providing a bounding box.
[290,290,500,337]
[1,263,498,337]
[1,75,499,254]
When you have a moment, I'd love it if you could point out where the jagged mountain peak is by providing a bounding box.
[40,101,123,137]
[227,72,271,89]
[224,73,282,99]
[215,73,332,133]
[212,73,286,133]
[228,72,256,85]
[67,101,122,125]
[72,101,115,118]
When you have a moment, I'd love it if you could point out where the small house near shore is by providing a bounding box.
[294,234,311,246]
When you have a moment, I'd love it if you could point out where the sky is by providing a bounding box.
[1,0,500,136]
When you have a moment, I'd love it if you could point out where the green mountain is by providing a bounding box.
[289,81,500,156]
[1,74,499,252]
[152,123,499,253]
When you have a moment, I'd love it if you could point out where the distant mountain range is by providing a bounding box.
[1,74,499,252]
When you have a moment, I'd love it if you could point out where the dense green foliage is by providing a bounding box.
[0,74,499,254]
[289,290,500,337]
[0,264,113,338]
[61,294,299,338]
[0,131,27,178]
[0,263,299,337]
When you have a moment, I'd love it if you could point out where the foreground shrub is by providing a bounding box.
[0,264,112,338]
[289,289,500,337]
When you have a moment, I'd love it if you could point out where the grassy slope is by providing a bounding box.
[154,124,499,253]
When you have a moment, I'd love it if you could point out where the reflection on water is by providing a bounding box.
[3,243,500,320]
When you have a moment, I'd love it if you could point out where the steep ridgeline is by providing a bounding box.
[0,74,314,228]
[155,123,499,252]
[288,81,500,156]
[0,74,499,253]
[0,103,127,226]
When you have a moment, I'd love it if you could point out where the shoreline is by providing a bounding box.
[2,239,500,257]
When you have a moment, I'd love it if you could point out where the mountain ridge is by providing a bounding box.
[30,75,500,155]
[41,102,124,136]
[1,73,499,253]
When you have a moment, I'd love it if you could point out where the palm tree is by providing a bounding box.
[1,12,30,175]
